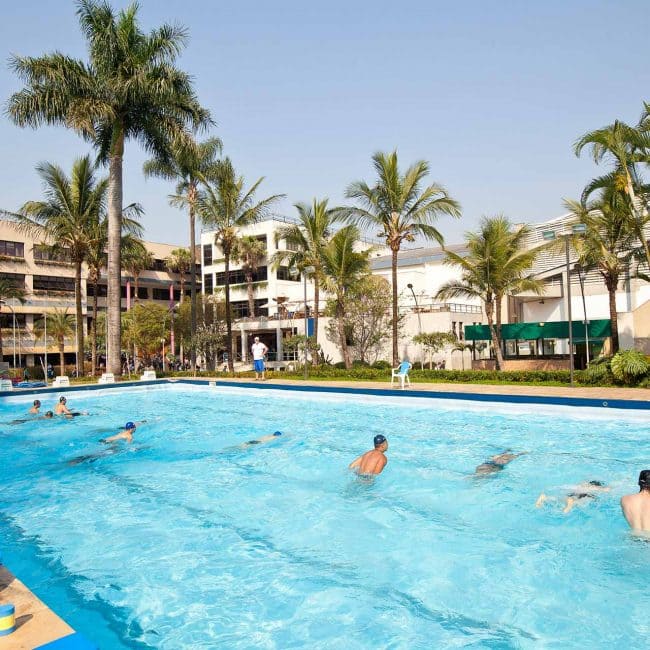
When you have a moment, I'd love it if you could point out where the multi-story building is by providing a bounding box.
[0,219,196,369]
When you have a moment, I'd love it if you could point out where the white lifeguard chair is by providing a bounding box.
[53,376,70,388]
[0,379,13,391]
[140,370,157,381]
[98,373,115,384]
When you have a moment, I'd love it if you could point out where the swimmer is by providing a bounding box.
[29,399,41,414]
[9,410,54,424]
[475,450,527,475]
[99,420,145,444]
[54,396,72,415]
[242,431,282,447]
[536,480,610,514]
[621,470,650,533]
[349,434,388,476]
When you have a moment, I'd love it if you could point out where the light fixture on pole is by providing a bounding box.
[407,283,424,370]
[542,223,587,385]
[574,263,590,366]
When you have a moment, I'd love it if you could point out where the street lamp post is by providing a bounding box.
[574,263,590,366]
[407,283,423,370]
[542,223,587,385]
[303,265,315,380]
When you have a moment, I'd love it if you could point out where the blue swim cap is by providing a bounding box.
[273,431,282,436]
[125,422,135,430]
[374,434,387,447]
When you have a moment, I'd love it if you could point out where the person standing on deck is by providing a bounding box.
[251,336,268,381]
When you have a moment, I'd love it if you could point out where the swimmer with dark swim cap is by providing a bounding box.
[536,480,610,513]
[621,470,650,532]
[29,399,41,414]
[349,434,388,476]
[100,421,144,444]
[474,450,527,476]
[243,431,283,447]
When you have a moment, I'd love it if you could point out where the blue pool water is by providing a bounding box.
[0,384,649,649]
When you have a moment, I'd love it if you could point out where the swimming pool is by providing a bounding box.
[0,384,648,648]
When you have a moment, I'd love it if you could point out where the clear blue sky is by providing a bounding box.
[1,1,649,247]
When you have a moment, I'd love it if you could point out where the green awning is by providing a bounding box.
[464,319,611,341]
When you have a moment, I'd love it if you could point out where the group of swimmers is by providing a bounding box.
[347,434,650,534]
[26,397,86,419]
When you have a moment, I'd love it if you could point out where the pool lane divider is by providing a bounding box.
[0,377,647,410]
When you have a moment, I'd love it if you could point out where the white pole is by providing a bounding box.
[12,309,16,370]
[44,309,48,381]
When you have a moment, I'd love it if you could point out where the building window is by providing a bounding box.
[33,245,71,263]
[87,284,108,297]
[0,272,26,288]
[152,288,181,301]
[216,266,268,286]
[0,240,24,258]
[33,275,75,292]
[0,313,26,328]
[230,299,268,318]
[276,266,301,282]
[147,258,167,272]
[203,274,213,294]
[458,322,464,340]
[203,244,213,266]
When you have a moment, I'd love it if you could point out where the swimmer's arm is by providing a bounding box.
[349,455,363,470]
[563,497,577,514]
[101,432,122,443]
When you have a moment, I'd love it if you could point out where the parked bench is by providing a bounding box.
[52,376,70,388]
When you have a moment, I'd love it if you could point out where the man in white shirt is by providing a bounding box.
[251,336,269,381]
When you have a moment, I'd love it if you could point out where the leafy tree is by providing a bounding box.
[189,322,226,371]
[273,199,336,351]
[145,136,222,370]
[0,280,26,362]
[342,151,461,364]
[321,226,371,369]
[412,331,456,369]
[47,308,75,374]
[191,158,284,371]
[610,349,650,385]
[165,248,192,299]
[436,216,544,370]
[121,240,153,306]
[122,303,171,361]
[7,0,211,375]
[232,235,267,318]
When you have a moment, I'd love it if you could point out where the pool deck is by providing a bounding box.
[0,565,74,649]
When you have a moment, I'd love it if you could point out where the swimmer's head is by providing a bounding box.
[59,396,66,403]
[374,434,387,449]
[33,400,41,407]
[125,421,136,431]
[639,470,650,491]
[273,431,282,437]
[589,480,605,487]
[45,411,53,418]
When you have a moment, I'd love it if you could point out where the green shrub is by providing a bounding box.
[352,360,371,367]
[610,349,650,385]
[580,357,613,385]
[371,360,391,370]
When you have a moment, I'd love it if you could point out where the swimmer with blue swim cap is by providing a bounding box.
[100,420,144,444]
[349,434,388,475]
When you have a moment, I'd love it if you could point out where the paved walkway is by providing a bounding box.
[214,377,650,402]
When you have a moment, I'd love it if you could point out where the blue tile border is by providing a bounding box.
[0,378,648,410]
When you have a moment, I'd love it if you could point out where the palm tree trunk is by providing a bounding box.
[337,302,351,369]
[0,313,4,364]
[180,271,185,300]
[485,299,504,370]
[189,190,197,373]
[59,341,65,375]
[313,277,320,364]
[91,280,99,376]
[245,271,255,317]
[606,276,620,353]
[224,254,234,371]
[107,130,125,376]
[391,248,399,365]
[74,260,84,376]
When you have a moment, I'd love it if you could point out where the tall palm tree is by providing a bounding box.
[5,156,107,375]
[47,308,75,375]
[0,280,26,363]
[165,247,192,299]
[122,240,153,306]
[321,225,371,369]
[273,199,336,351]
[565,183,637,353]
[7,0,211,375]
[343,151,461,364]
[144,136,222,370]
[232,236,267,318]
[191,158,284,371]
[575,120,650,273]
[435,216,544,370]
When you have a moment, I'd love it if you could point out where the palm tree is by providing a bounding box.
[144,136,222,370]
[343,151,461,364]
[232,236,267,318]
[7,0,211,375]
[165,248,192,299]
[0,280,26,363]
[565,182,637,353]
[435,216,544,370]
[321,225,371,369]
[5,156,108,376]
[191,158,284,371]
[122,240,153,306]
[273,199,336,351]
[47,308,75,375]
[575,120,650,273]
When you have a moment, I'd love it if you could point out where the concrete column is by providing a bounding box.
[276,325,283,362]
[240,323,246,362]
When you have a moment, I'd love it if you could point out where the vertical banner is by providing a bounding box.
[169,283,175,357]
[126,280,131,311]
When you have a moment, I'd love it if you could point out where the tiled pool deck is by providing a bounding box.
[0,377,647,647]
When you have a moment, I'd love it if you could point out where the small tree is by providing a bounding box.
[189,322,226,371]
[165,248,192,299]
[232,235,266,318]
[0,279,26,361]
[47,308,75,374]
[412,331,456,369]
